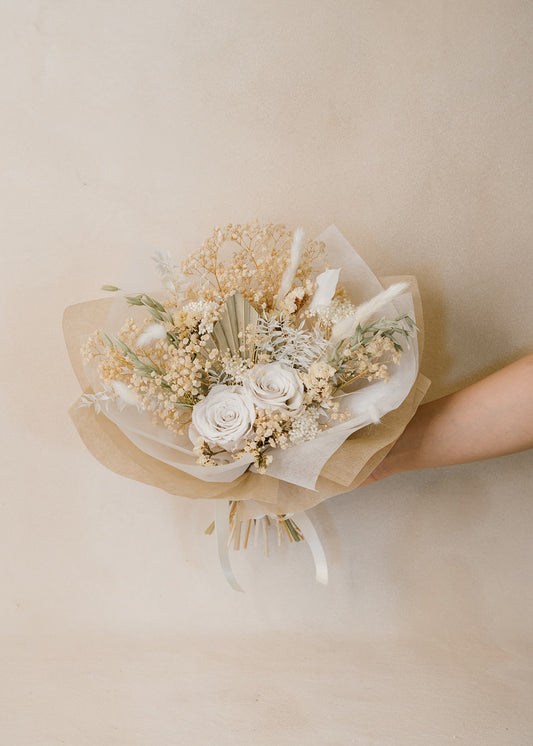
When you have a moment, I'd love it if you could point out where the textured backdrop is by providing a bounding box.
[1,1,532,743]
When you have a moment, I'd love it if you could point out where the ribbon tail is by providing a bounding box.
[294,511,329,586]
[215,500,244,592]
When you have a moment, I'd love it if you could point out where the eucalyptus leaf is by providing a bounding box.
[102,332,115,349]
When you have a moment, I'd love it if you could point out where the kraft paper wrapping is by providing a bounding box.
[63,276,430,515]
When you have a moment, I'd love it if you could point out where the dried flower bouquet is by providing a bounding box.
[81,223,415,478]
[66,223,429,586]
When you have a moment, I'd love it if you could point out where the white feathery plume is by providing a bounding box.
[275,227,305,308]
[111,380,139,409]
[330,282,409,344]
[137,323,167,347]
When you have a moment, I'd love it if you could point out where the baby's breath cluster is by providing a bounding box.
[242,408,291,472]
[81,315,213,434]
[179,222,325,310]
[177,300,220,335]
[300,361,337,403]
[288,407,321,445]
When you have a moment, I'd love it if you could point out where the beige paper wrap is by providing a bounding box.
[63,276,430,515]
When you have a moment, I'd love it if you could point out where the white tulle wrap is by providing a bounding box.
[84,225,419,491]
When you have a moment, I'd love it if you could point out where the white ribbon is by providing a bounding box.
[215,500,243,592]
[294,511,329,585]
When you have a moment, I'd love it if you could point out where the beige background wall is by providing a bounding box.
[1,1,532,743]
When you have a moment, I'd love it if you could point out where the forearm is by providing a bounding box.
[371,353,533,481]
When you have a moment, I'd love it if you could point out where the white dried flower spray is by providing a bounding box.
[152,250,178,291]
[288,407,321,444]
[78,391,112,414]
[253,315,328,370]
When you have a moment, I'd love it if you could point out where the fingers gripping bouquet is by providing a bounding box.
[66,223,428,587]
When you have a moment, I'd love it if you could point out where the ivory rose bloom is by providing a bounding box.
[190,384,255,452]
[244,362,304,413]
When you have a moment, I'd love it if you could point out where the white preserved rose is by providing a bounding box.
[243,362,304,413]
[190,384,256,452]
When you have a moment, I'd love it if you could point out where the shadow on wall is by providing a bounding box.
[388,467,491,639]
[416,256,532,399]
[312,462,494,633]
[413,262,451,399]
